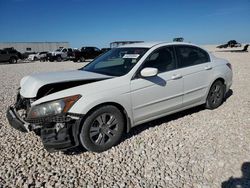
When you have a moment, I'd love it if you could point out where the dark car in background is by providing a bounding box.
[227,40,241,47]
[101,48,111,53]
[173,37,184,42]
[0,48,22,64]
[72,47,102,62]
[217,40,242,48]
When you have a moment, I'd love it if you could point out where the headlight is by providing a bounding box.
[27,95,81,119]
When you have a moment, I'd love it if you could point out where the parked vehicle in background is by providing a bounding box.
[21,52,36,59]
[227,40,241,47]
[72,47,102,62]
[7,42,233,153]
[217,40,242,48]
[48,48,74,62]
[217,44,228,48]
[110,41,144,48]
[101,48,111,53]
[173,37,184,42]
[0,48,21,63]
[27,51,49,61]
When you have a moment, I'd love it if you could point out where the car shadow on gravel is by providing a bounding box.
[123,105,206,141]
[64,89,233,155]
[224,89,233,102]
[221,162,250,188]
[63,105,207,155]
[124,89,233,142]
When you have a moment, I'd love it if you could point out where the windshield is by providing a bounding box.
[82,47,148,76]
[55,49,61,52]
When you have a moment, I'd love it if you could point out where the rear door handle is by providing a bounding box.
[171,74,182,80]
[204,66,212,70]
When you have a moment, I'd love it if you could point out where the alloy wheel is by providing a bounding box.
[89,113,119,145]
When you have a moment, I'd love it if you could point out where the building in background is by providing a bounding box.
[110,41,144,48]
[0,42,69,53]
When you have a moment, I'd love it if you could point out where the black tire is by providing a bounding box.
[56,56,62,62]
[206,80,225,109]
[9,57,17,64]
[73,59,78,62]
[79,56,85,62]
[80,105,124,152]
[34,57,38,61]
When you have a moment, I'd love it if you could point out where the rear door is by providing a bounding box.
[175,45,212,107]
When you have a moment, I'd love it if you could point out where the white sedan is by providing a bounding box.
[7,42,232,152]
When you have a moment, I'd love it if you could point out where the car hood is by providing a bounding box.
[20,70,113,98]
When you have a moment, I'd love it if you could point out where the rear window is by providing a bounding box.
[175,45,210,68]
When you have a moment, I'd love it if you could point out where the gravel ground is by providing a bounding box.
[0,47,250,188]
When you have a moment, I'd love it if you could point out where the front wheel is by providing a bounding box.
[56,56,62,62]
[206,80,225,109]
[9,57,17,64]
[79,105,124,152]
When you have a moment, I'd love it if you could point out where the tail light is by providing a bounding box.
[226,63,232,70]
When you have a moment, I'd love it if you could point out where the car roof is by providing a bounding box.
[119,42,199,48]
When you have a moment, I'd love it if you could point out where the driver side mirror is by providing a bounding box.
[140,67,158,77]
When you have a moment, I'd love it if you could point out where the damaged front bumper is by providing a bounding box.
[7,106,30,132]
[6,105,84,152]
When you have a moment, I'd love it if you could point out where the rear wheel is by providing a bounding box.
[79,105,124,152]
[206,80,225,109]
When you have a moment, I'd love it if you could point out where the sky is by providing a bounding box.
[0,0,249,48]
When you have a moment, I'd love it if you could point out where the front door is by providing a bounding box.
[130,46,183,125]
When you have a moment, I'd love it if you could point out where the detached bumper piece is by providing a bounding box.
[6,106,29,132]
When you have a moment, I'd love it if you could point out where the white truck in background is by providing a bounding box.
[48,48,74,62]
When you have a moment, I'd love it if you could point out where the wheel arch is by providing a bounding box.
[9,56,17,63]
[10,56,17,60]
[83,102,132,133]
[206,77,226,99]
[213,77,225,85]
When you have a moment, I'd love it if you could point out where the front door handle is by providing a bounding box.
[204,66,212,70]
[171,74,182,80]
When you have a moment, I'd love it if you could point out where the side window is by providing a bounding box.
[142,46,176,73]
[62,49,67,52]
[176,46,210,68]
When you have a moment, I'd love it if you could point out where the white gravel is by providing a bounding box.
[0,47,250,188]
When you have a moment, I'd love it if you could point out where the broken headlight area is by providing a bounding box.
[24,95,82,151]
[27,95,81,119]
[8,93,84,151]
